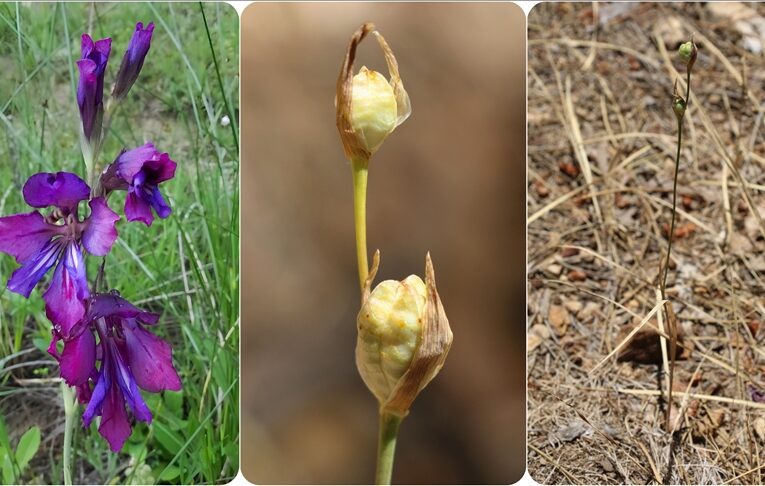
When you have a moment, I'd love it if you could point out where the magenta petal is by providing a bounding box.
[88,294,159,324]
[124,321,181,393]
[60,330,96,386]
[23,172,90,213]
[115,143,158,181]
[43,244,88,335]
[75,383,93,405]
[0,211,59,263]
[141,152,177,184]
[99,384,132,452]
[124,189,154,226]
[82,198,119,256]
[109,342,152,423]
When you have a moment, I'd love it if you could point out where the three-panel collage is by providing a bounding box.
[0,1,763,485]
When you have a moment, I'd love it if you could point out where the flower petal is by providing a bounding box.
[88,293,160,324]
[82,198,119,256]
[99,383,132,452]
[82,360,109,428]
[75,383,93,405]
[141,152,176,185]
[47,331,62,360]
[43,243,88,335]
[109,341,152,423]
[77,59,99,141]
[124,188,154,226]
[22,172,90,213]
[124,320,181,393]
[149,186,172,219]
[115,143,158,182]
[60,330,96,386]
[0,211,59,263]
[7,239,62,298]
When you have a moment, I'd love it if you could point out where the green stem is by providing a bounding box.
[375,412,402,485]
[61,383,75,486]
[351,156,370,292]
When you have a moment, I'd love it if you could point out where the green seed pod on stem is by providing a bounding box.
[678,37,697,73]
[356,251,453,417]
[336,22,412,161]
[673,95,686,120]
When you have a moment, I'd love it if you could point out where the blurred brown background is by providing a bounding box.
[241,3,525,483]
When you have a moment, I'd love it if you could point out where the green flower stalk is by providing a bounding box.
[335,23,452,485]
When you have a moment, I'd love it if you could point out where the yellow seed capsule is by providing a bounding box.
[356,275,426,404]
[336,23,411,161]
[355,252,452,417]
[350,67,398,155]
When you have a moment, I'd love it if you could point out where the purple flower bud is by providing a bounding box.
[112,22,154,101]
[77,35,111,143]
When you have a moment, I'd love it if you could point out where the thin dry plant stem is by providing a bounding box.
[659,64,691,432]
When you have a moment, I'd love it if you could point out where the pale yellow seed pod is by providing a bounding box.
[350,67,398,155]
[355,252,452,417]
[357,274,426,404]
[336,23,411,161]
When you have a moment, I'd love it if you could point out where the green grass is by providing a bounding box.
[0,2,239,484]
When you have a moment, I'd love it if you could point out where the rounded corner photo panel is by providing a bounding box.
[528,2,765,485]
[241,2,526,484]
[0,2,239,484]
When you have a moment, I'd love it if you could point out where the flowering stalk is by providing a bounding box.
[0,21,180,474]
[351,156,369,290]
[376,413,402,485]
[336,23,451,485]
[660,37,697,431]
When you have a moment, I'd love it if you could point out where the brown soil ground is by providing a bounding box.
[528,3,765,484]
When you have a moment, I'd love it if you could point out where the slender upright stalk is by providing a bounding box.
[375,412,402,485]
[351,156,370,291]
[660,68,691,431]
[61,382,76,486]
[660,118,683,299]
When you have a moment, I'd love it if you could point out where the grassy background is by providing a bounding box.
[0,2,238,484]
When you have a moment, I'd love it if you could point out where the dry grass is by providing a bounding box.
[527,3,765,484]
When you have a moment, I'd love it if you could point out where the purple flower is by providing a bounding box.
[51,293,181,452]
[112,22,154,101]
[0,172,119,335]
[101,143,176,226]
[77,35,111,143]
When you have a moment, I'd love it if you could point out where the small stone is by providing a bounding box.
[564,300,583,313]
[546,263,563,276]
[753,417,765,442]
[528,324,551,352]
[548,305,570,335]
